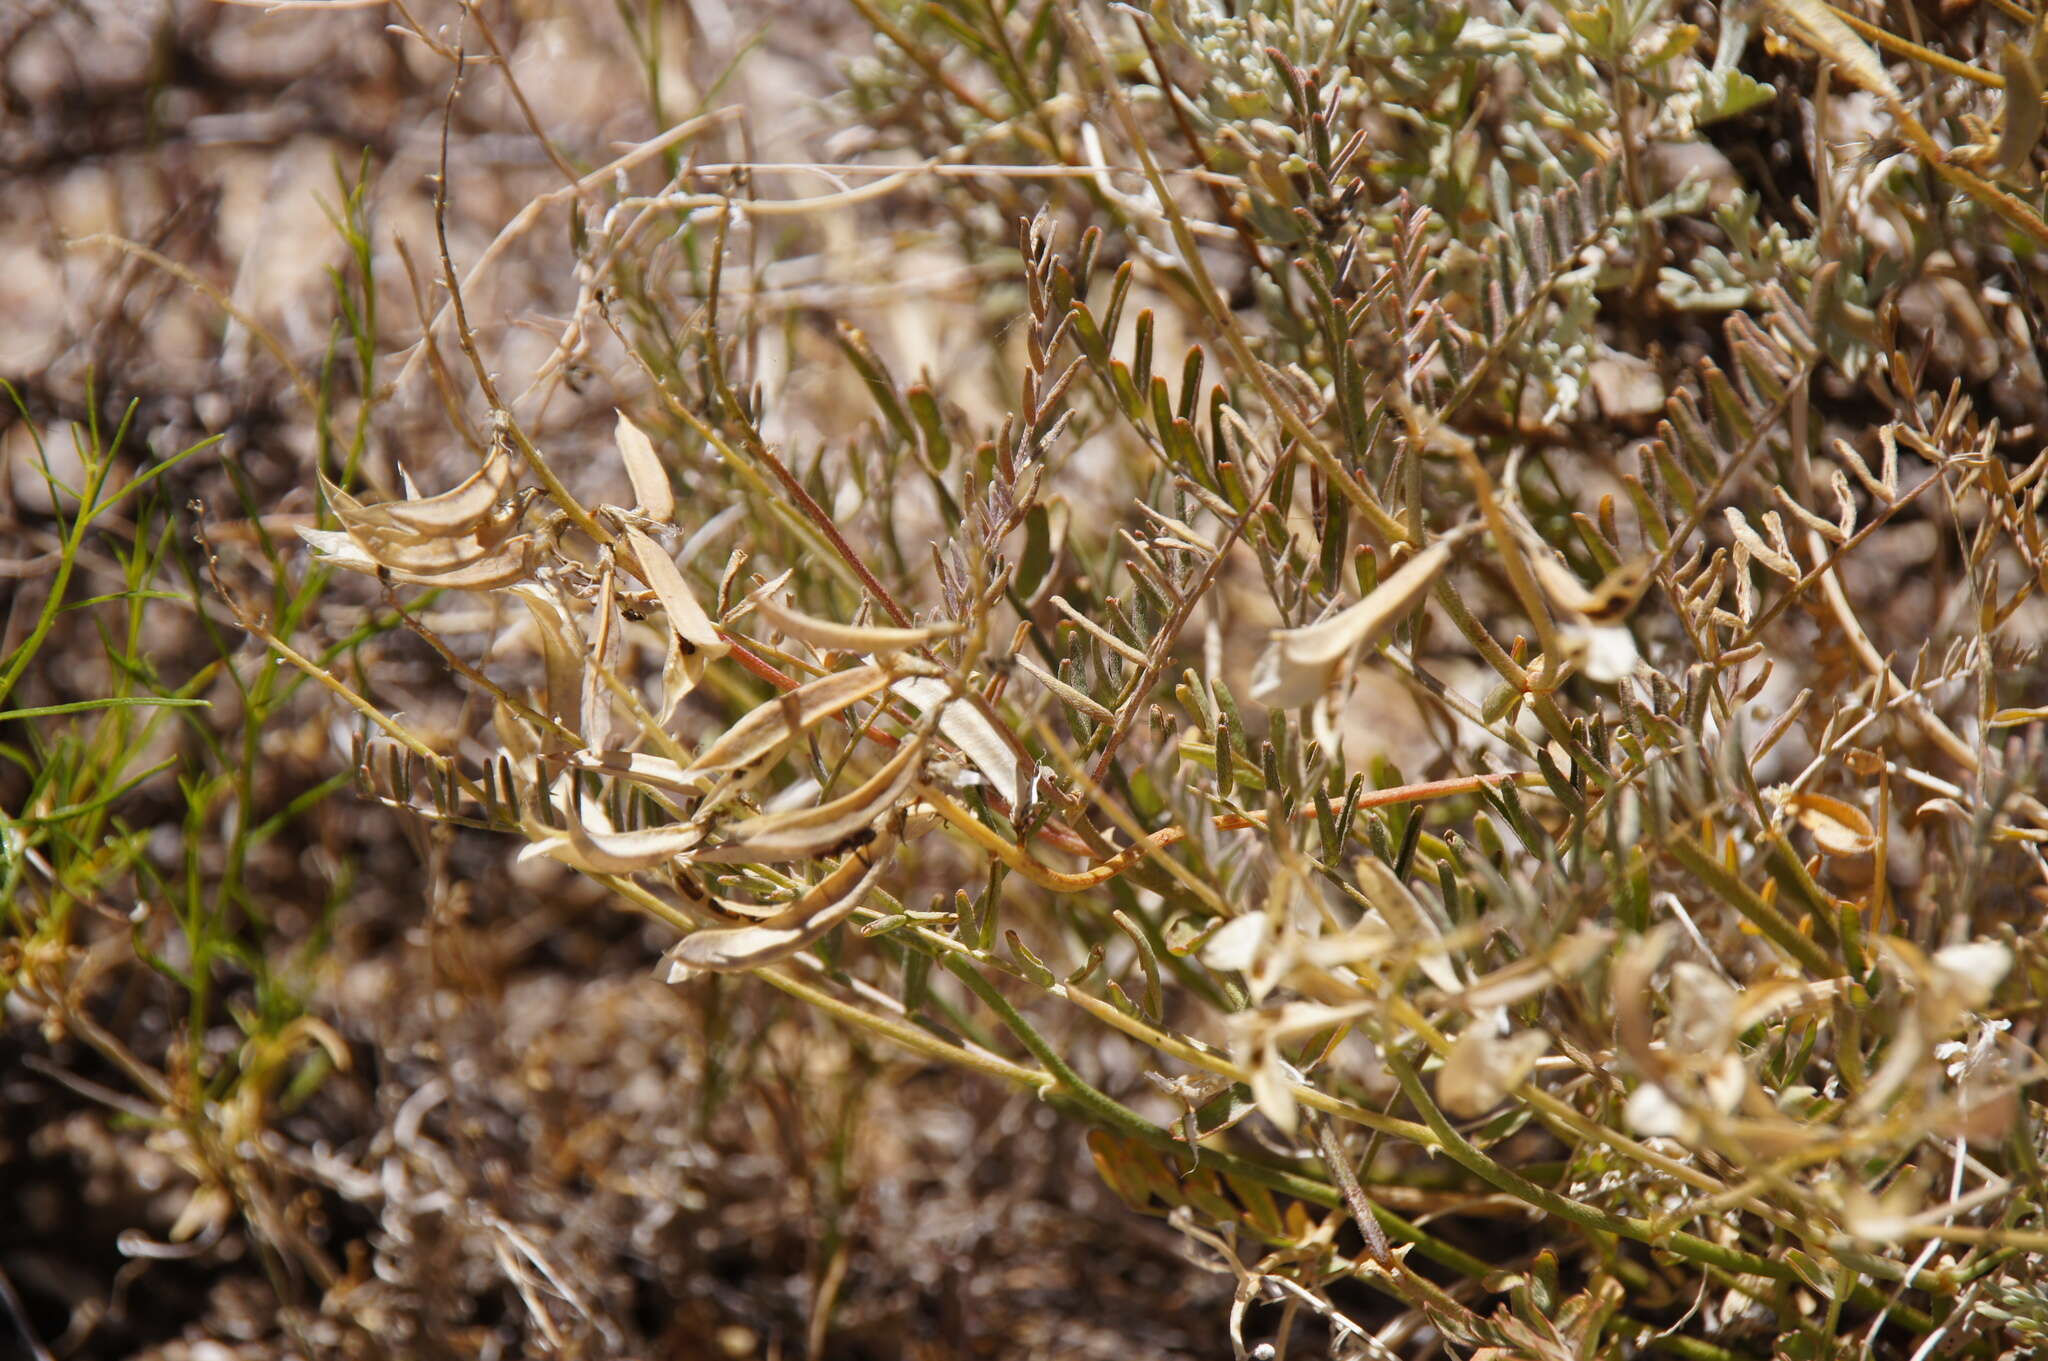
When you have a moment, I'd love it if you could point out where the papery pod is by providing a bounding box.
[1761,0,1907,110]
[1996,35,2048,181]
[892,675,1025,809]
[1251,535,1456,708]
[663,830,899,974]
[509,585,591,745]
[614,412,676,523]
[695,735,927,863]
[1529,552,1654,624]
[624,526,727,660]
[750,589,961,654]
[376,446,515,533]
[1353,855,1463,993]
[624,525,727,717]
[297,517,536,589]
[581,558,624,752]
[329,513,510,571]
[559,749,699,794]
[297,526,379,574]
[519,777,705,873]
[1437,1021,1551,1118]
[317,452,517,543]
[1780,792,1877,857]
[685,664,894,781]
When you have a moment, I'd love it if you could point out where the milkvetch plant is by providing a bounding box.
[242,0,2048,1353]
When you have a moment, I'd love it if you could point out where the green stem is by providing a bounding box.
[1379,1037,1797,1285]
[1667,833,1838,978]
[935,953,1500,1280]
[941,951,1158,1137]
[756,964,1052,1091]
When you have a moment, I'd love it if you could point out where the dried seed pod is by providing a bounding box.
[614,412,676,524]
[624,527,727,660]
[1529,552,1655,624]
[377,446,517,534]
[892,676,1026,809]
[316,446,515,540]
[1353,855,1463,994]
[695,735,927,863]
[300,524,538,590]
[684,664,893,781]
[1437,1021,1551,1118]
[1251,535,1458,708]
[510,585,590,742]
[663,830,899,975]
[520,781,706,873]
[1782,792,1878,857]
[749,590,962,653]
[559,749,700,794]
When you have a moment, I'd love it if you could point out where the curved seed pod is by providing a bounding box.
[663,830,899,975]
[401,536,535,589]
[694,735,926,863]
[583,560,623,751]
[522,814,706,874]
[683,664,891,781]
[306,528,536,590]
[1996,38,2046,181]
[1530,553,1654,624]
[377,445,517,533]
[353,520,520,574]
[1782,792,1876,857]
[744,826,898,930]
[614,412,676,523]
[297,525,378,573]
[1271,538,1455,666]
[658,636,705,725]
[624,525,726,717]
[560,749,699,794]
[1761,0,1904,109]
[319,471,413,538]
[1251,536,1456,709]
[751,590,962,654]
[318,455,514,544]
[519,779,705,873]
[624,526,727,659]
[892,676,1024,809]
[509,586,589,742]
